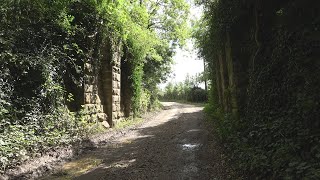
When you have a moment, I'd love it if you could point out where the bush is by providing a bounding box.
[187,87,208,102]
[0,1,90,172]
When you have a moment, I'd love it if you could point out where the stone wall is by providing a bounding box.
[82,38,122,128]
[83,60,108,127]
[110,39,122,126]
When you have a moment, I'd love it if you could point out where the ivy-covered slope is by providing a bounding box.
[194,0,320,178]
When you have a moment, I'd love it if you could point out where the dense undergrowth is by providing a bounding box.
[0,1,88,171]
[160,74,208,103]
[0,0,189,172]
[196,0,320,178]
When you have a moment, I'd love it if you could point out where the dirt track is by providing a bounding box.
[39,102,231,180]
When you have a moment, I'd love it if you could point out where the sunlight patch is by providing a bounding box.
[104,159,136,169]
[42,156,103,179]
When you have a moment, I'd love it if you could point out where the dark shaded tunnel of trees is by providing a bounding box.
[0,0,319,179]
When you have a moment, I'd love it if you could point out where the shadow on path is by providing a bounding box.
[43,104,231,180]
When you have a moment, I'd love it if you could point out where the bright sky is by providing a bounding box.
[159,2,204,89]
[170,41,203,82]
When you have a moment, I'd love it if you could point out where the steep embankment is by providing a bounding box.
[194,0,320,178]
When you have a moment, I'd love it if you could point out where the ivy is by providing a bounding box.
[194,0,320,178]
[0,0,191,171]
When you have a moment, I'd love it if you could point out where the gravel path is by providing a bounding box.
[39,102,232,180]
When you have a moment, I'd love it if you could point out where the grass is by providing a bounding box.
[86,116,145,136]
[115,117,144,129]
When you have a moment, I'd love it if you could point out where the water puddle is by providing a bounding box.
[104,159,136,169]
[181,143,200,151]
[187,129,202,132]
[41,156,103,179]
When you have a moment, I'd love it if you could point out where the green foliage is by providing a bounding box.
[0,0,96,171]
[195,0,320,179]
[0,0,191,172]
[0,108,90,172]
[161,74,208,103]
[203,85,233,140]
[0,48,90,171]
[120,0,190,115]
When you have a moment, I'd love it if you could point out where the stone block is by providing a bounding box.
[112,89,120,95]
[84,84,95,93]
[112,104,120,112]
[85,93,101,104]
[114,60,121,67]
[91,114,98,122]
[102,121,110,128]
[97,113,107,122]
[95,94,101,104]
[112,57,120,64]
[84,75,97,84]
[113,81,120,89]
[97,105,104,113]
[113,95,120,102]
[83,104,104,114]
[84,93,92,104]
[112,73,121,81]
[112,111,122,120]
[113,67,120,73]
[111,120,118,127]
[112,112,119,119]
[83,104,95,113]
[84,63,93,73]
